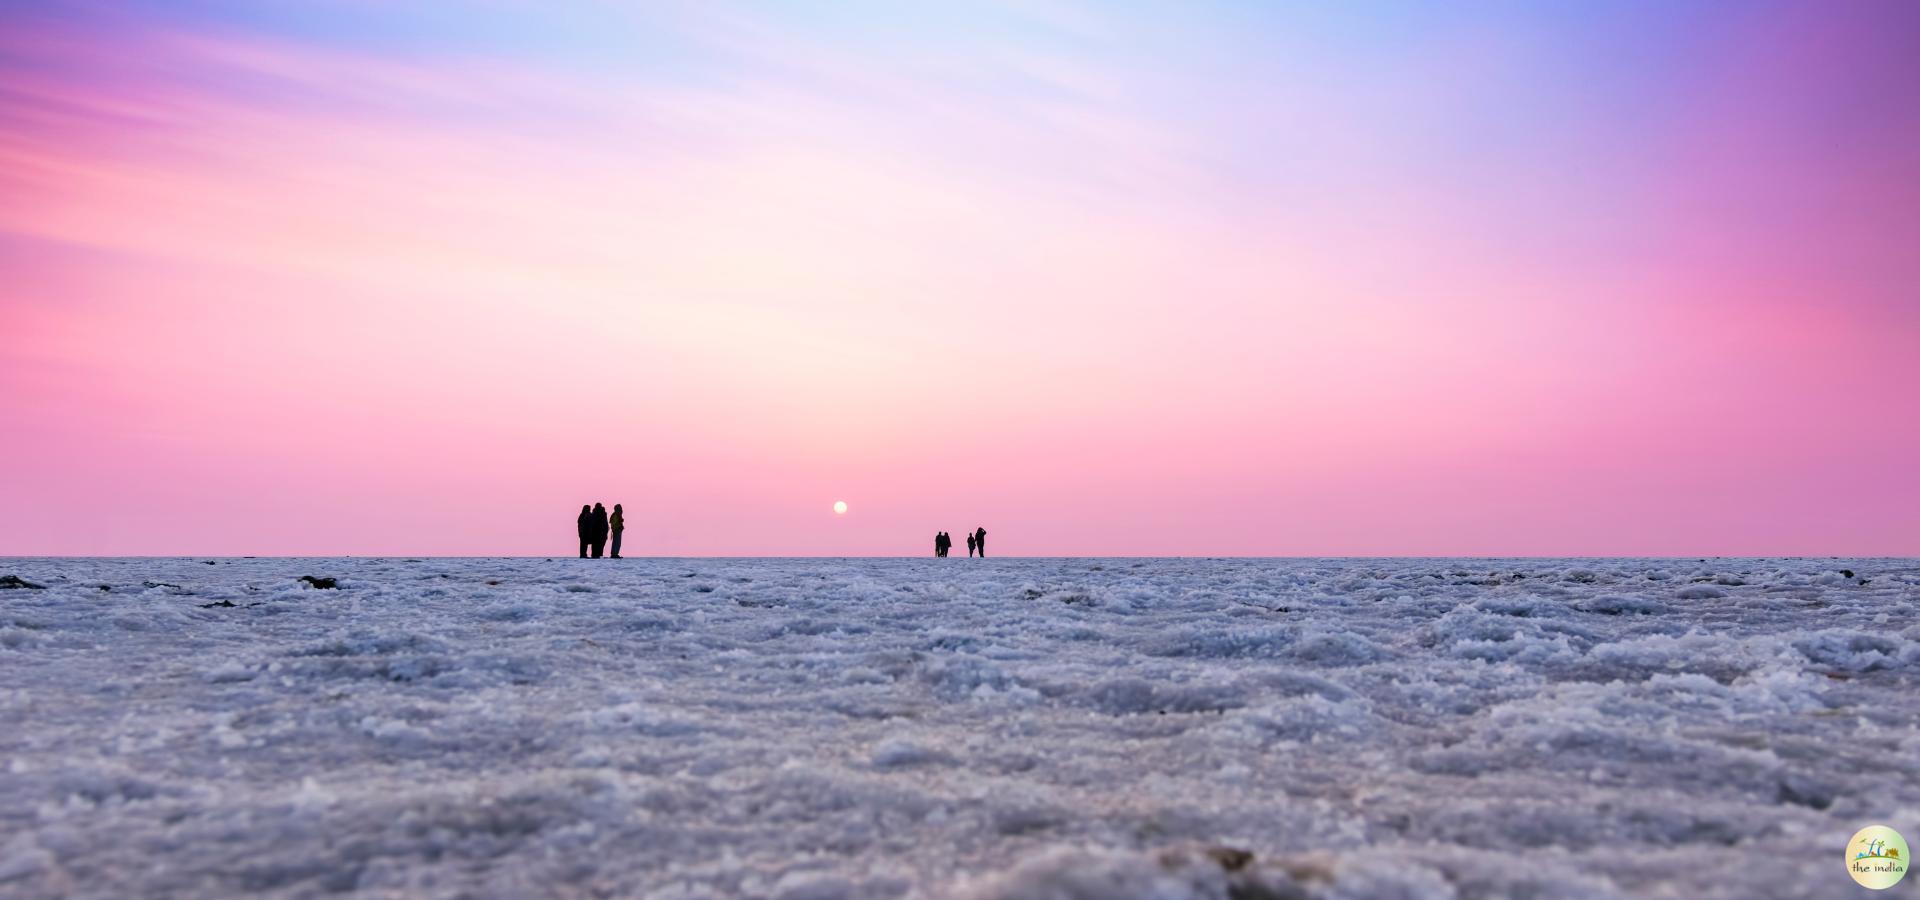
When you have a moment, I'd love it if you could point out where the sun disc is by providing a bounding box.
[833,500,848,515]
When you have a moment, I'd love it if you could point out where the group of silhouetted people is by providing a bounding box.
[934,527,986,558]
[575,503,625,558]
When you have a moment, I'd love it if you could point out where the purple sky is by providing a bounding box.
[2,1,1917,555]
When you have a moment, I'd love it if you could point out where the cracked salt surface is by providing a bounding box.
[1,557,1916,898]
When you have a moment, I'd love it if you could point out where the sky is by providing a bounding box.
[2,0,1917,556]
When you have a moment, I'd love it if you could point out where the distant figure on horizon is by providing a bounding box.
[576,504,592,558]
[974,526,986,557]
[966,532,977,557]
[589,502,609,558]
[609,504,625,559]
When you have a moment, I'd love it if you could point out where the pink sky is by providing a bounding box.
[2,2,1916,555]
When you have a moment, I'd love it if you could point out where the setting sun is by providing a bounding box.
[832,501,848,515]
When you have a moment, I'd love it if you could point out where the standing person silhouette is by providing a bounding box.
[589,503,609,558]
[576,505,592,558]
[974,526,986,558]
[933,532,943,557]
[966,532,976,557]
[609,504,626,559]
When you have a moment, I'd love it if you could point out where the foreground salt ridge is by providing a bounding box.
[0,558,1916,898]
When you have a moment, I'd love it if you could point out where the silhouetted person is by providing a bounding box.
[590,503,609,558]
[576,504,592,558]
[609,504,626,559]
[966,532,977,557]
[933,532,944,557]
[974,526,986,557]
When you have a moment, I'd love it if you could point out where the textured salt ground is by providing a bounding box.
[1,557,1917,899]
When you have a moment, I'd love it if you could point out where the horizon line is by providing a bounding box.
[2,554,1909,561]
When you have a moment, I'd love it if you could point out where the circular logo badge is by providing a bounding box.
[1846,825,1909,890]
